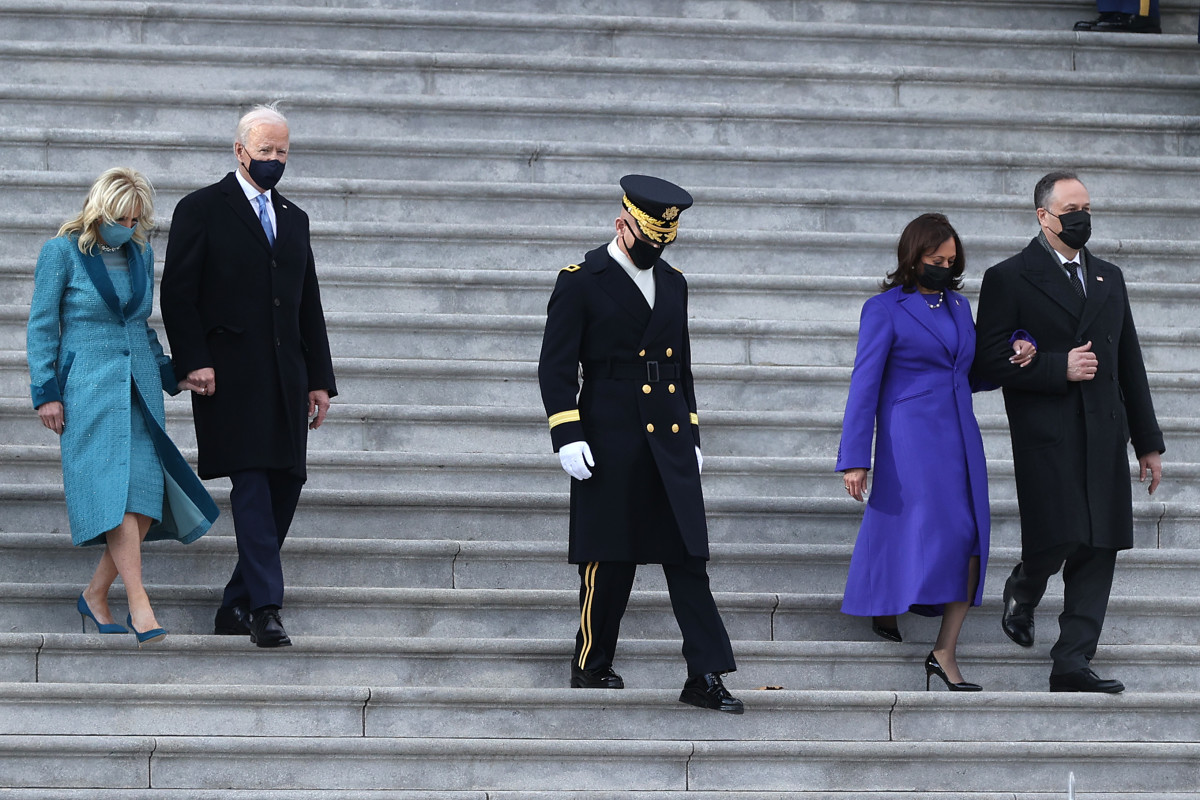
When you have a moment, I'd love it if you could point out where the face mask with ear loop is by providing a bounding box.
[622,220,663,270]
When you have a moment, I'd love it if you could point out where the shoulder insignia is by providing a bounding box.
[671,266,684,274]
[561,264,581,273]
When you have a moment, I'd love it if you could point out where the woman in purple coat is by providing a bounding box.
[836,214,1035,691]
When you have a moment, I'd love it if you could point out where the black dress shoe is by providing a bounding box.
[1001,565,1035,648]
[679,672,744,714]
[1049,667,1124,694]
[213,605,251,636]
[249,608,292,648]
[570,664,624,689]
[871,617,902,643]
[1074,12,1161,33]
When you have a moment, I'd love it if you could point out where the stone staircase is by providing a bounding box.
[1,0,1200,796]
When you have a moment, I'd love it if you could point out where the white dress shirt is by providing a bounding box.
[607,236,655,309]
[235,168,276,239]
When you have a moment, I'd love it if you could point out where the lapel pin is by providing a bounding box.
[1096,276,1103,282]
[282,204,288,209]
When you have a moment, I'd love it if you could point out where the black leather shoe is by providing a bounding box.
[213,605,251,636]
[1050,667,1124,694]
[249,608,292,648]
[1074,12,1160,32]
[871,617,902,643]
[570,664,624,689]
[1001,565,1035,648]
[679,673,744,714]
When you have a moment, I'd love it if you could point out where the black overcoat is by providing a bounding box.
[538,245,707,564]
[160,172,337,480]
[974,237,1163,553]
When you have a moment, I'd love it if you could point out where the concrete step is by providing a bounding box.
[7,43,1200,118]
[1,483,1187,550]
[12,171,1200,244]
[4,682,1200,743]
[4,732,1197,793]
[8,0,1199,42]
[5,633,1199,693]
[0,83,1196,159]
[4,581,1197,648]
[5,533,1197,598]
[6,793,1189,800]
[6,128,1200,200]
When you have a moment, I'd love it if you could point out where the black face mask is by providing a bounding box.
[1049,209,1091,250]
[917,263,954,292]
[621,222,663,270]
[242,155,286,191]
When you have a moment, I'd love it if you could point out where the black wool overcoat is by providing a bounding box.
[974,238,1164,553]
[160,172,337,480]
[538,245,707,564]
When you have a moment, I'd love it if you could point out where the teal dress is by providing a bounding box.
[27,235,218,547]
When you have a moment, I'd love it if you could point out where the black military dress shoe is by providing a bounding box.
[213,605,252,636]
[570,664,624,689]
[1074,12,1161,33]
[679,673,744,714]
[1001,566,1035,648]
[249,608,292,648]
[1050,667,1125,694]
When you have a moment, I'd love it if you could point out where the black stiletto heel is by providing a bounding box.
[924,651,982,692]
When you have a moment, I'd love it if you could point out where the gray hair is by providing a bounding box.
[236,103,288,145]
[1034,170,1080,211]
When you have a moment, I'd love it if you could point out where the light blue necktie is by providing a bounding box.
[256,194,275,247]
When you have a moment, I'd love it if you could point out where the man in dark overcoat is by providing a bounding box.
[161,104,336,648]
[974,171,1163,692]
[537,175,741,713]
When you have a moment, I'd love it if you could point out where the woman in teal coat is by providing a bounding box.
[27,167,218,644]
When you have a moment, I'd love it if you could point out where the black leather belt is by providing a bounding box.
[585,360,681,382]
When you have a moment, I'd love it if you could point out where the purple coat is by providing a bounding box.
[835,286,990,616]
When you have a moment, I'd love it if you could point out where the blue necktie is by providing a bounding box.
[256,194,275,247]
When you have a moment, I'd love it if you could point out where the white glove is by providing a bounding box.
[696,446,704,475]
[559,441,594,480]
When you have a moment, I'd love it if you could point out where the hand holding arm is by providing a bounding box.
[187,368,216,395]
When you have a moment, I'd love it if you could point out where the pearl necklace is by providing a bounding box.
[924,291,944,309]
[97,242,122,253]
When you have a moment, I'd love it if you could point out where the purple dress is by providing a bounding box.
[835,286,990,617]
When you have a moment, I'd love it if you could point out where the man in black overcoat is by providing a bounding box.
[974,171,1163,692]
[537,175,741,713]
[161,104,336,648]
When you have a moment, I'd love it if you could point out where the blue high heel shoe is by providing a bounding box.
[126,613,167,646]
[77,594,127,634]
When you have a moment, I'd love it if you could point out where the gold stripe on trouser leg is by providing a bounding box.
[577,562,598,669]
[1140,0,1150,15]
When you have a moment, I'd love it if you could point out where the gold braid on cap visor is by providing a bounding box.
[622,195,679,244]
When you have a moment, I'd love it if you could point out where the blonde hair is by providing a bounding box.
[236,102,288,145]
[58,167,155,254]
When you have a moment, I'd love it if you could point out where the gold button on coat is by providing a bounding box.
[672,424,680,433]
[639,349,646,357]
[668,384,676,393]
[646,423,654,433]
[642,384,651,394]
[666,348,673,357]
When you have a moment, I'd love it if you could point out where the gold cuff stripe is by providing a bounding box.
[622,195,678,244]
[690,413,699,426]
[577,562,598,669]
[548,410,581,430]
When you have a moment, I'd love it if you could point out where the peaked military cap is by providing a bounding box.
[620,174,693,245]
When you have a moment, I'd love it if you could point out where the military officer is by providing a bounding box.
[537,175,741,714]
[1074,0,1160,32]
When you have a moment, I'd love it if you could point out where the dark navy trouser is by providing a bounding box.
[221,468,304,612]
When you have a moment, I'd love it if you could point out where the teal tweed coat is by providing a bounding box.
[27,235,218,547]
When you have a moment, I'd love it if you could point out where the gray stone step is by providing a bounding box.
[8,43,1200,118]
[5,128,1200,201]
[1,482,1186,550]
[5,632,1199,693]
[4,532,1197,598]
[4,581,1196,648]
[4,732,1197,793]
[9,793,1188,800]
[3,682,1199,744]
[0,83,1196,159]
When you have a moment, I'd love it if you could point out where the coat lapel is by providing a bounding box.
[947,289,974,363]
[220,172,273,254]
[79,247,124,319]
[1020,239,1084,321]
[1076,250,1114,336]
[122,243,148,318]
[590,252,651,329]
[897,289,952,357]
[272,191,294,254]
[641,263,678,347]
